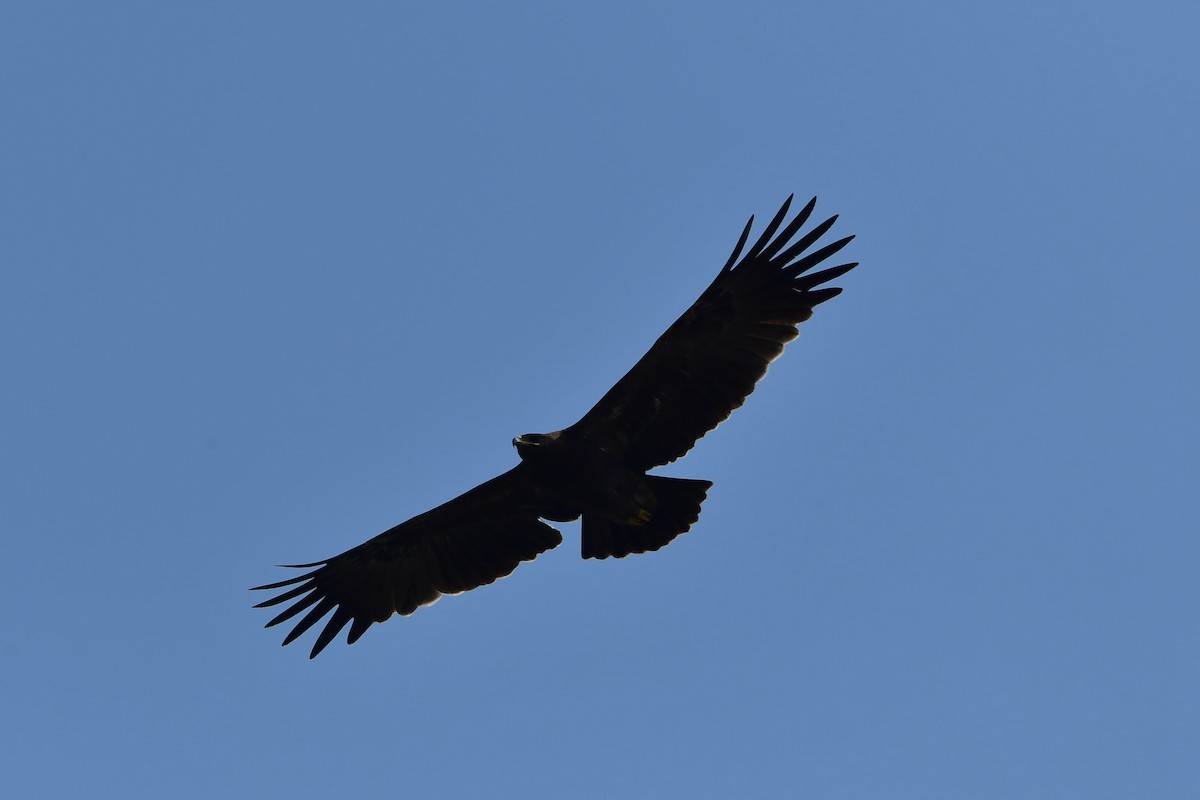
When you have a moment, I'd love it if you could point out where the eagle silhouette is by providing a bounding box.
[253,195,857,657]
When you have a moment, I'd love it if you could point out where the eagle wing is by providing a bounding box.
[252,465,562,658]
[570,196,857,469]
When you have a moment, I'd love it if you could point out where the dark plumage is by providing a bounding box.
[253,195,857,657]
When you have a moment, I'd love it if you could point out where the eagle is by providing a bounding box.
[253,195,857,657]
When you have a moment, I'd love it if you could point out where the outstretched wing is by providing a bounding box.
[251,465,562,658]
[571,196,856,470]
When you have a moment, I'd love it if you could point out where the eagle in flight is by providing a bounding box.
[253,195,857,657]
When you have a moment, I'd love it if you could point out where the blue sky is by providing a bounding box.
[3,1,1197,797]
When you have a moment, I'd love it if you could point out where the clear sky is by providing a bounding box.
[3,2,1197,797]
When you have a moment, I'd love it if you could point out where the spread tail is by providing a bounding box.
[581,476,712,559]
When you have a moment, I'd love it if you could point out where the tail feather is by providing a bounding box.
[582,476,712,559]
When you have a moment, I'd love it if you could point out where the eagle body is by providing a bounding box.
[254,195,858,657]
[514,429,712,553]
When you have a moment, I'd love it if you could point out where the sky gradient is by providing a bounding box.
[3,2,1198,797]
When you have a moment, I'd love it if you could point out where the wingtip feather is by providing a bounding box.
[721,216,755,272]
[744,196,794,261]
